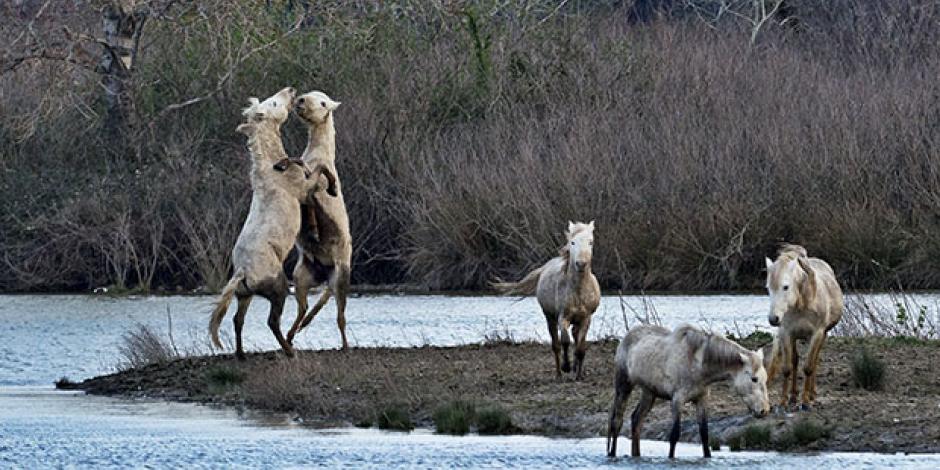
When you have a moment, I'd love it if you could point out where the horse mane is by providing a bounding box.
[675,325,744,368]
[777,243,808,260]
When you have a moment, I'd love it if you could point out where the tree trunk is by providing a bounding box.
[99,1,145,147]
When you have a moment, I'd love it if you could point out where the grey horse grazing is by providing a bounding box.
[209,87,336,360]
[493,221,600,380]
[607,325,770,459]
[765,244,843,411]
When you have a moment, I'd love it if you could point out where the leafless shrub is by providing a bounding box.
[835,291,940,340]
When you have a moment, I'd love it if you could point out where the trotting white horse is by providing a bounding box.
[493,221,600,380]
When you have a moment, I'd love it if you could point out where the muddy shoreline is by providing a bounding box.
[64,337,940,454]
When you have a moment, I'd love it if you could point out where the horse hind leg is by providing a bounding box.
[233,295,252,361]
[261,275,295,358]
[560,317,572,373]
[607,366,633,458]
[631,389,656,457]
[332,262,351,351]
[287,258,314,345]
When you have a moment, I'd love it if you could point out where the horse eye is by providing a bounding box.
[570,241,575,246]
[321,101,326,107]
[782,285,789,291]
[751,377,758,383]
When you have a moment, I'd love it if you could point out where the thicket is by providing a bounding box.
[2,1,939,292]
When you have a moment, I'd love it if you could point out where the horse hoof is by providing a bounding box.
[800,403,812,412]
[236,353,247,362]
[561,363,571,373]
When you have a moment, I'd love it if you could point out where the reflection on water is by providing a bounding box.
[2,387,938,469]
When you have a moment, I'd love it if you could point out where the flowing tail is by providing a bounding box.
[491,265,544,297]
[209,269,245,349]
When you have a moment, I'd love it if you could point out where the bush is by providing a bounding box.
[377,405,414,431]
[728,425,772,451]
[205,366,246,389]
[851,349,886,391]
[117,324,179,369]
[709,435,721,451]
[433,401,476,435]
[476,406,515,435]
[776,419,831,449]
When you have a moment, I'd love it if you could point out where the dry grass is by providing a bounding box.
[3,1,940,292]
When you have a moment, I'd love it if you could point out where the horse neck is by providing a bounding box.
[697,335,746,384]
[564,258,592,293]
[303,116,336,163]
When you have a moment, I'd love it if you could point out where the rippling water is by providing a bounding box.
[2,387,938,469]
[2,294,938,468]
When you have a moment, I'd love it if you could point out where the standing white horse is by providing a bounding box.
[765,244,843,411]
[493,221,600,380]
[607,325,769,459]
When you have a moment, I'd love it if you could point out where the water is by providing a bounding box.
[2,294,939,468]
[0,293,782,386]
[2,387,937,469]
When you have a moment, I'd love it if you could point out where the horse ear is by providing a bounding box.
[567,221,575,236]
[755,348,764,363]
[797,257,817,302]
[765,257,774,271]
[588,220,595,230]
[739,352,750,366]
[236,123,253,135]
[327,99,341,111]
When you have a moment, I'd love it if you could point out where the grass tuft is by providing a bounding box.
[377,405,414,431]
[776,419,831,449]
[476,406,515,435]
[728,424,772,451]
[205,366,246,388]
[851,348,886,391]
[433,400,476,435]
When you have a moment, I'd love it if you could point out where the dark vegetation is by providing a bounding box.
[2,1,939,293]
[432,400,516,435]
[850,348,886,391]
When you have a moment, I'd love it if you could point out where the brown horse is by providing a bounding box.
[764,244,843,411]
[284,91,354,350]
[493,221,600,380]
[607,325,769,459]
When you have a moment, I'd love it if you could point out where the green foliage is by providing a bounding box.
[433,400,477,435]
[476,406,515,435]
[851,348,886,391]
[206,366,247,388]
[377,405,414,431]
[727,330,774,349]
[728,425,772,451]
[775,419,831,449]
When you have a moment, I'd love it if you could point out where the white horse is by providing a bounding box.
[494,221,600,380]
[607,325,770,459]
[765,244,843,411]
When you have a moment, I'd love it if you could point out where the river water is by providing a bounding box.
[1,293,938,468]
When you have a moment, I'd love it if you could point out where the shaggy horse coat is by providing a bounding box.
[765,244,843,410]
[209,87,335,360]
[607,325,769,459]
[284,91,354,350]
[494,221,600,380]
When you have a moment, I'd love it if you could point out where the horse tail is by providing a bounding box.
[210,269,245,349]
[491,265,544,297]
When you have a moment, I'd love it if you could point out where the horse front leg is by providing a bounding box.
[668,396,684,459]
[695,399,711,458]
[775,334,795,413]
[787,336,800,410]
[560,317,572,373]
[801,329,827,410]
[573,316,592,380]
